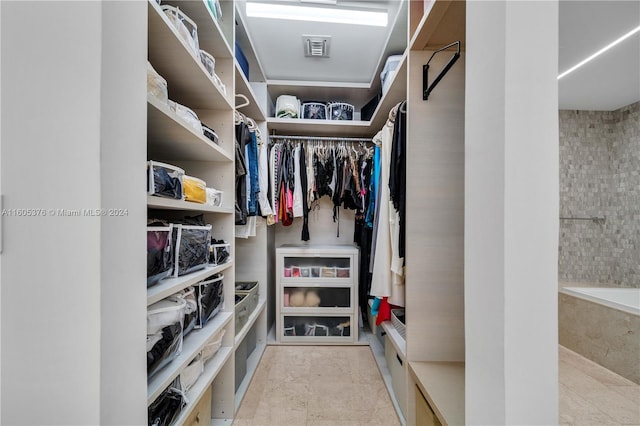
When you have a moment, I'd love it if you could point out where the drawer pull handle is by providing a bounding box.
[396,354,403,366]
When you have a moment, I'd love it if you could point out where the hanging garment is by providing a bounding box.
[300,144,310,241]
[370,117,405,306]
[306,143,316,206]
[246,131,260,216]
[235,122,251,225]
[389,101,407,261]
[258,140,273,217]
[292,144,304,217]
[269,143,280,224]
[368,131,384,273]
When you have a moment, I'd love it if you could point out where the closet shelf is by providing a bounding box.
[147,96,233,162]
[234,299,267,348]
[410,0,466,52]
[280,307,353,316]
[148,0,233,110]
[147,195,234,215]
[368,53,408,132]
[171,345,233,426]
[267,117,372,137]
[409,361,465,426]
[234,62,267,121]
[147,311,233,405]
[147,263,233,306]
[160,0,233,60]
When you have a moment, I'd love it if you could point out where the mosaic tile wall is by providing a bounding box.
[558,102,639,287]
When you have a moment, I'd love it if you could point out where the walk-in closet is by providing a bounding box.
[1,0,566,425]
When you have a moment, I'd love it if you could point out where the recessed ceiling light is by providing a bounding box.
[245,2,388,27]
[558,25,640,80]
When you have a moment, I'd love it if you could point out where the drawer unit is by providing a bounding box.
[184,386,212,426]
[386,335,407,418]
[276,245,359,344]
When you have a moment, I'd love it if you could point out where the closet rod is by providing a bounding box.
[269,135,373,143]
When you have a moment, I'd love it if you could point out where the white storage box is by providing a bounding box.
[206,187,223,207]
[328,102,354,120]
[147,161,185,200]
[275,95,300,118]
[202,328,225,363]
[301,102,327,120]
[162,5,200,59]
[199,49,215,77]
[147,62,168,105]
[380,54,403,96]
[235,281,259,318]
[180,353,203,392]
[168,100,203,135]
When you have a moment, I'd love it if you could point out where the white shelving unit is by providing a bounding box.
[232,6,272,411]
[275,245,359,344]
[146,0,237,424]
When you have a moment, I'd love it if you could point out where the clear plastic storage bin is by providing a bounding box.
[147,225,174,287]
[183,175,207,204]
[147,296,187,378]
[147,161,184,200]
[194,274,224,328]
[173,224,211,276]
[162,5,200,58]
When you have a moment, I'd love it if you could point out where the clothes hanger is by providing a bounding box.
[235,94,250,109]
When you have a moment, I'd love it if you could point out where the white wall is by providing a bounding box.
[274,198,356,247]
[1,2,102,424]
[1,2,146,424]
[465,1,559,424]
[99,2,147,425]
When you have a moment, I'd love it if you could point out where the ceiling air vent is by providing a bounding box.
[303,35,331,58]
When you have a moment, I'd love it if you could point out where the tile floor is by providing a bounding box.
[234,345,401,426]
[235,344,639,426]
[560,346,640,425]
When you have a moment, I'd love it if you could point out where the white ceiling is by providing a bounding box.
[238,1,640,111]
[558,0,640,111]
[236,0,405,85]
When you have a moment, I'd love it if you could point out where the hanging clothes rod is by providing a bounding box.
[269,134,373,143]
[423,40,461,100]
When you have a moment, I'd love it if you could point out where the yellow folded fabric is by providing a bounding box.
[183,175,207,204]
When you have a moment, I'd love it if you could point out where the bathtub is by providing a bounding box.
[562,287,640,315]
[559,285,639,384]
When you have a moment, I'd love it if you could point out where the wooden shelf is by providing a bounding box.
[409,361,465,426]
[160,0,233,60]
[235,62,267,121]
[148,0,233,110]
[410,0,466,52]
[147,311,233,405]
[268,117,373,138]
[147,195,233,215]
[147,263,233,306]
[147,96,233,162]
